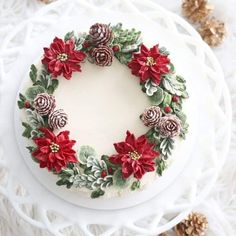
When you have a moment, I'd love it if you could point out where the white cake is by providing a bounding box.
[17,22,192,201]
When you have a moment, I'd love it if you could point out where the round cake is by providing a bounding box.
[17,22,191,200]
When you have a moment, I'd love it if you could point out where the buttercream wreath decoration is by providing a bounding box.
[18,23,189,198]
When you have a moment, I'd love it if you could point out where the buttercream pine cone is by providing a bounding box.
[198,18,226,47]
[175,212,208,236]
[182,0,213,23]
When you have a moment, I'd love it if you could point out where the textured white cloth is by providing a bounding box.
[0,0,235,235]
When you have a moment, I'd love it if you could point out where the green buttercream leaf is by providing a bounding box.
[78,146,96,164]
[29,64,37,84]
[162,91,172,107]
[149,86,164,105]
[25,85,45,100]
[22,122,33,139]
[91,188,105,198]
[113,168,128,187]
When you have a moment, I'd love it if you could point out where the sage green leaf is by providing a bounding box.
[26,109,44,128]
[64,31,75,41]
[113,169,128,187]
[162,75,186,96]
[149,86,164,105]
[25,85,45,100]
[47,79,59,94]
[79,146,96,164]
[162,92,172,107]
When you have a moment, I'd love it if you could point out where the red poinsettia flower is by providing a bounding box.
[128,44,170,85]
[42,37,86,80]
[32,128,78,173]
[109,131,160,180]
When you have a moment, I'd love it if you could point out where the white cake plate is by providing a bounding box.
[0,0,231,235]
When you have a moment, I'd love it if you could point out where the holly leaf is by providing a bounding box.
[91,188,105,198]
[17,93,27,109]
[29,64,37,84]
[22,122,33,139]
[25,85,45,100]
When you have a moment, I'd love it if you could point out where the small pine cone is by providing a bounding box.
[175,212,208,236]
[34,93,56,116]
[48,109,68,129]
[91,45,113,66]
[141,106,162,127]
[198,18,226,47]
[182,0,213,23]
[159,115,181,138]
[89,23,113,46]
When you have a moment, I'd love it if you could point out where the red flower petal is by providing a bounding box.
[128,44,170,85]
[110,131,157,180]
[41,37,86,80]
[32,128,78,173]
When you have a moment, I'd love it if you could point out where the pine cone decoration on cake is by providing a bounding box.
[159,115,181,138]
[175,212,208,236]
[34,93,56,116]
[91,45,113,66]
[89,23,113,45]
[48,109,68,129]
[141,106,162,127]
[198,18,226,47]
[182,0,213,23]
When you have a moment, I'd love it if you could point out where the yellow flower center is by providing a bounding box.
[129,150,141,161]
[146,56,156,66]
[50,142,60,153]
[57,53,68,61]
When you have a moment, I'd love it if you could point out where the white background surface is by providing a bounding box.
[0,0,235,235]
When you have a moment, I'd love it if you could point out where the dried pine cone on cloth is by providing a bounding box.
[38,0,55,4]
[182,0,213,23]
[90,45,113,66]
[89,23,113,46]
[175,212,208,236]
[198,18,226,47]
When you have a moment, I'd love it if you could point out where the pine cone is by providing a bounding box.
[182,0,213,23]
[198,18,226,47]
[89,23,113,46]
[175,212,208,236]
[48,109,68,129]
[141,106,162,127]
[34,93,56,116]
[91,45,113,66]
[159,115,181,138]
